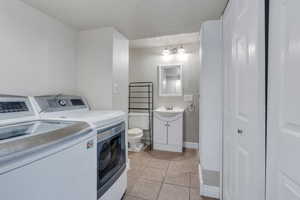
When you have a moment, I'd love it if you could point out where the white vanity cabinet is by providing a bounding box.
[153,109,184,152]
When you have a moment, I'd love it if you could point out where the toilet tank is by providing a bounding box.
[128,112,149,130]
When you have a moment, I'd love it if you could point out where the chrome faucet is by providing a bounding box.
[166,105,173,110]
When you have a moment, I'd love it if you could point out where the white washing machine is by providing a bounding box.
[0,95,97,200]
[30,95,128,200]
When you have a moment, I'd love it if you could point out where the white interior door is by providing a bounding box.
[223,0,266,200]
[267,0,300,199]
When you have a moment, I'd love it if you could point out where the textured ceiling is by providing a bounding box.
[130,32,200,48]
[20,0,227,39]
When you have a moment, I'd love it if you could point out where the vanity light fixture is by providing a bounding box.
[177,45,188,61]
[161,45,186,56]
[162,48,170,56]
[177,45,186,55]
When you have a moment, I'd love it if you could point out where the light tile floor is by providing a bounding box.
[123,149,218,200]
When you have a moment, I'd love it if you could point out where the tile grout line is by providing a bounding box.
[189,172,192,200]
[155,160,170,200]
[128,150,200,200]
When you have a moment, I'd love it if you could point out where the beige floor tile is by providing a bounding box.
[190,173,200,188]
[134,151,153,160]
[169,149,198,161]
[157,184,189,200]
[130,152,152,160]
[148,158,170,170]
[127,175,139,193]
[128,168,144,178]
[167,160,198,176]
[128,152,138,159]
[167,162,183,175]
[165,172,190,187]
[123,194,147,200]
[141,167,166,182]
[184,154,198,162]
[128,153,148,163]
[148,150,184,161]
[129,179,161,200]
[190,188,217,200]
[170,159,195,169]
[128,150,204,200]
[129,157,149,170]
[190,188,202,200]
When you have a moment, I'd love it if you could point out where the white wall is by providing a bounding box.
[77,28,114,109]
[0,0,77,96]
[77,27,129,112]
[0,1,129,113]
[199,20,222,172]
[198,20,223,196]
[129,43,200,143]
[112,31,129,112]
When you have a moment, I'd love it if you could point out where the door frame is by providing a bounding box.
[264,0,269,199]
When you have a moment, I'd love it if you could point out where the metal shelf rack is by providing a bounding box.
[128,82,154,150]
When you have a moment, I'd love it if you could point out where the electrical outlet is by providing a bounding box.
[113,83,119,94]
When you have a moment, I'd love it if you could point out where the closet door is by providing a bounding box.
[267,0,300,199]
[223,0,266,200]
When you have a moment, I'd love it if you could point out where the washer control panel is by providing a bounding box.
[0,96,35,121]
[0,102,28,113]
[34,95,88,113]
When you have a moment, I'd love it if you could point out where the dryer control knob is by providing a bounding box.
[58,99,67,106]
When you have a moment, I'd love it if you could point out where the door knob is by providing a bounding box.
[237,129,243,135]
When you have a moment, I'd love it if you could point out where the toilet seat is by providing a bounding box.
[128,128,143,137]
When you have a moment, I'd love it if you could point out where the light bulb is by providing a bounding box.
[177,46,185,55]
[162,48,170,56]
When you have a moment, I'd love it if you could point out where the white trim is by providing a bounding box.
[200,184,220,199]
[198,164,204,185]
[183,142,198,149]
[127,160,130,170]
[154,143,182,152]
[199,164,220,199]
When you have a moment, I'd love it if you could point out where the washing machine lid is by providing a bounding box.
[66,110,126,129]
[0,120,91,158]
[39,110,126,129]
[0,119,93,174]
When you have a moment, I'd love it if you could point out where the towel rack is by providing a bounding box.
[128,82,154,150]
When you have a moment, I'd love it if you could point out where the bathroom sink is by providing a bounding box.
[154,106,184,117]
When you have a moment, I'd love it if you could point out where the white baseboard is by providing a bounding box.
[184,142,199,149]
[127,160,130,170]
[200,184,220,199]
[199,164,220,199]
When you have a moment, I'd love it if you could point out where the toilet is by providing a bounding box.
[128,112,149,152]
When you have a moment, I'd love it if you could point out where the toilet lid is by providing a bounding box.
[128,128,143,136]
